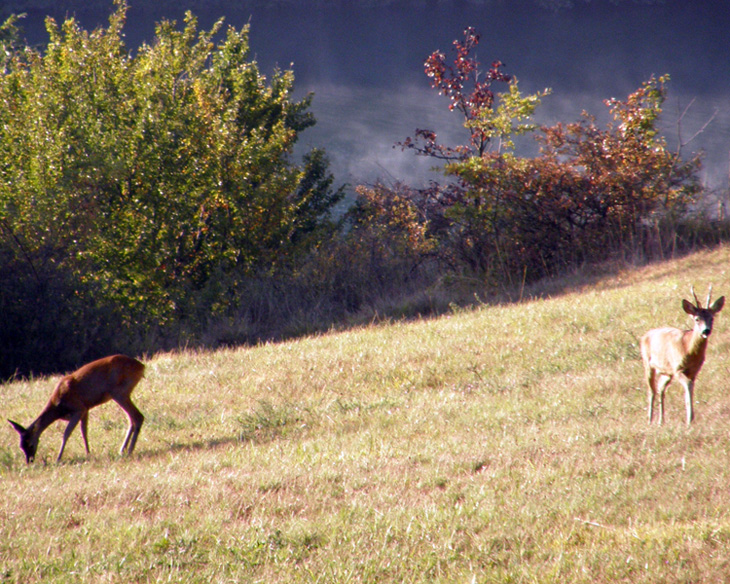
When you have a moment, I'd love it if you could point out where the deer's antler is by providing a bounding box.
[691,284,701,308]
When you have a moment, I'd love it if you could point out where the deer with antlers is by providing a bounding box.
[641,285,724,426]
[8,355,145,463]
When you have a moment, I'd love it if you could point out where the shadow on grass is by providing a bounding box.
[136,402,304,461]
[148,435,242,458]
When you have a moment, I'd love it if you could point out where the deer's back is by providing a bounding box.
[50,355,145,411]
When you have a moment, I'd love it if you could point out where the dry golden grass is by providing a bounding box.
[3,246,730,582]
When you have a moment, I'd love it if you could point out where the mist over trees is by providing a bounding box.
[0,2,725,378]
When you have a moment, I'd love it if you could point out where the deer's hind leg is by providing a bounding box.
[115,397,144,455]
[646,367,658,424]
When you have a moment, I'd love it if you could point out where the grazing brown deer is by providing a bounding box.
[8,355,145,463]
[640,286,724,426]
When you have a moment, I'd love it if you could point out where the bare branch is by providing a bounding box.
[676,97,718,154]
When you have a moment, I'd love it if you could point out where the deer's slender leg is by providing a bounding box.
[646,367,657,424]
[680,376,695,426]
[115,397,144,455]
[80,411,90,455]
[657,375,672,425]
[57,412,83,462]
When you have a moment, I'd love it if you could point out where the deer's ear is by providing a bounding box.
[711,296,725,313]
[682,299,698,316]
[8,419,26,434]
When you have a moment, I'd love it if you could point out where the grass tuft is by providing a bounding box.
[237,400,302,444]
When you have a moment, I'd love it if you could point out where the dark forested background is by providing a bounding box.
[9,0,730,191]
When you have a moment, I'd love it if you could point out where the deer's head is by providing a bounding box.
[8,420,38,464]
[682,285,725,339]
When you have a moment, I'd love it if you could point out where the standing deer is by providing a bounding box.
[640,286,724,426]
[8,354,145,463]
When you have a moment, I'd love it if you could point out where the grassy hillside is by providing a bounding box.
[3,246,730,583]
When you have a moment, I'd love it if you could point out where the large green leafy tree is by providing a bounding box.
[0,1,342,376]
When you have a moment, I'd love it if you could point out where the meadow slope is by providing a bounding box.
[3,246,730,583]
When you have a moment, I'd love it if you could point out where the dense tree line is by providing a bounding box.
[0,9,719,378]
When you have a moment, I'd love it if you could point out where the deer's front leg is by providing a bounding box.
[656,375,672,425]
[681,376,695,426]
[58,411,84,462]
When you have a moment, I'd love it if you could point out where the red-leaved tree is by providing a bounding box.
[393,30,703,285]
[399,27,512,160]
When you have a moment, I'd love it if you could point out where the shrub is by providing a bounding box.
[401,28,704,284]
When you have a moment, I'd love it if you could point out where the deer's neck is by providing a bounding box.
[30,404,67,437]
[687,329,708,352]
[681,329,708,374]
